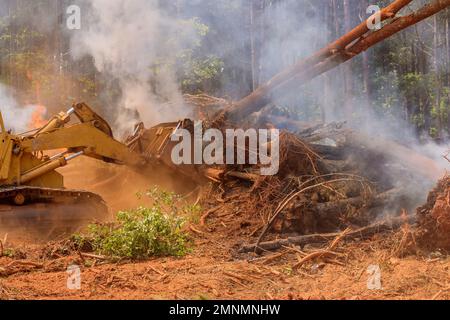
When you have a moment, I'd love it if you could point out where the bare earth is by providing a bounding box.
[1,159,449,300]
[1,226,449,300]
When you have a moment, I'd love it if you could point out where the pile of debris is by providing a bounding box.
[194,118,438,253]
[416,175,450,251]
[140,94,444,254]
[183,0,450,254]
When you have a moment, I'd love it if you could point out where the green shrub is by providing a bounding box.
[77,187,199,259]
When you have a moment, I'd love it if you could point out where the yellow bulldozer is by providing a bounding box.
[0,103,184,239]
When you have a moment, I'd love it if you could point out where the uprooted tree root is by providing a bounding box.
[416,175,450,252]
[197,128,421,255]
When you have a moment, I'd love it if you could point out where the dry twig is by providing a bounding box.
[80,253,108,260]
[189,225,205,235]
[292,227,351,269]
[6,260,43,268]
[200,205,222,226]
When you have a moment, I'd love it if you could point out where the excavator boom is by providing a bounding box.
[0,103,145,189]
[0,103,152,240]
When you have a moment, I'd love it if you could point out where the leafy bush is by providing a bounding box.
[77,187,199,259]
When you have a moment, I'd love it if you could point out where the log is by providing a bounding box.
[240,216,414,253]
[277,188,404,221]
[298,119,443,180]
[299,125,442,181]
[344,131,443,180]
[313,188,404,215]
[318,159,351,173]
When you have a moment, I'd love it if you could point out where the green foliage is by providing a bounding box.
[76,187,200,259]
[2,0,450,139]
[1,248,16,258]
[149,17,224,93]
[178,18,224,90]
[0,247,26,259]
[181,55,224,90]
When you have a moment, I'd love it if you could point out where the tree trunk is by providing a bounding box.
[362,0,372,114]
[343,0,353,118]
[250,0,257,91]
[434,15,442,138]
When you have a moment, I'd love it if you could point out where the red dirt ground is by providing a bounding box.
[1,233,449,300]
[1,160,449,300]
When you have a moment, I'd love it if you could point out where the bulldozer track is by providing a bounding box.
[0,187,110,241]
[0,186,105,203]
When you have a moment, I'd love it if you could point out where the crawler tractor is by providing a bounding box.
[0,103,181,239]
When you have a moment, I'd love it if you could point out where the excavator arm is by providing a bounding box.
[21,102,144,166]
[0,103,145,187]
[0,102,191,239]
[22,122,143,166]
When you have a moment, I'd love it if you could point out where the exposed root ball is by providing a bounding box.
[277,131,321,178]
[416,175,450,251]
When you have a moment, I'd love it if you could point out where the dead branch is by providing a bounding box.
[80,253,108,260]
[327,227,352,251]
[240,216,414,253]
[292,250,338,269]
[226,171,260,182]
[292,228,351,269]
[6,260,43,268]
[200,205,222,226]
[250,250,291,264]
[254,176,367,249]
[147,265,165,276]
[189,225,205,235]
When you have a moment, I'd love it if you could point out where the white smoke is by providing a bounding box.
[0,84,36,133]
[70,0,199,132]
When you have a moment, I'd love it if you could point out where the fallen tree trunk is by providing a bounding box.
[344,131,443,181]
[275,188,409,235]
[314,188,403,214]
[240,216,414,253]
[226,0,450,121]
[300,123,443,180]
